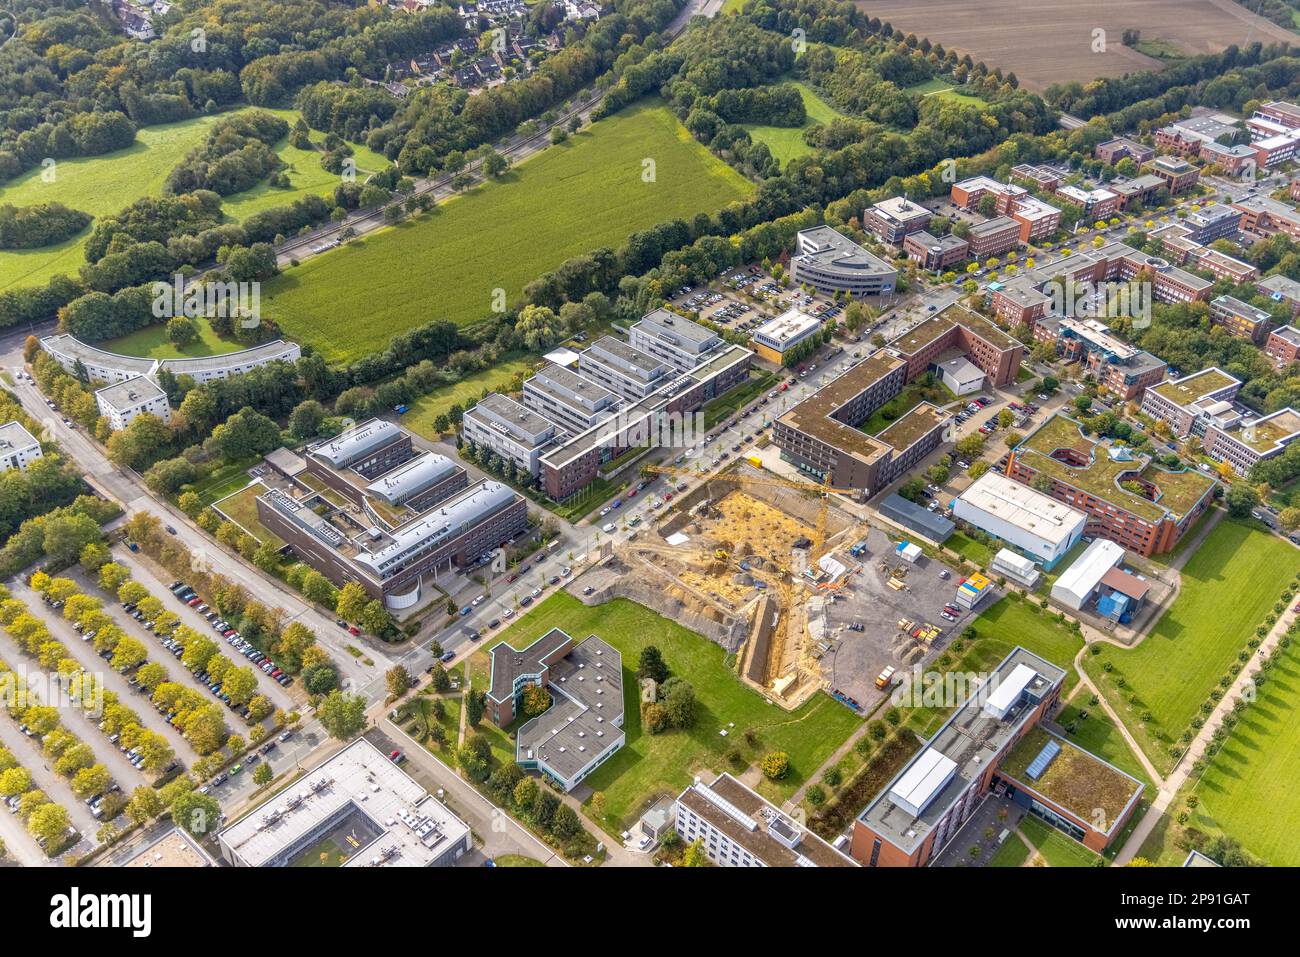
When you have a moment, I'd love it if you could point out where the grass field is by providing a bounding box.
[1190,637,1300,865]
[1084,518,1297,774]
[905,77,989,108]
[945,530,995,568]
[972,597,1085,691]
[988,834,1031,867]
[466,591,861,833]
[701,369,778,428]
[402,356,538,441]
[0,107,384,295]
[260,103,755,362]
[100,316,246,360]
[1019,816,1101,866]
[741,82,846,166]
[212,483,284,546]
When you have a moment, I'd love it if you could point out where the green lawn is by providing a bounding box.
[1083,518,1297,774]
[972,597,1085,692]
[402,356,538,440]
[212,483,283,546]
[946,530,994,568]
[0,107,383,296]
[741,82,846,166]
[260,103,756,361]
[906,78,989,109]
[1191,637,1300,865]
[100,315,248,360]
[189,457,260,507]
[988,834,1031,867]
[701,369,778,428]
[860,378,955,435]
[466,592,862,833]
[1019,816,1101,867]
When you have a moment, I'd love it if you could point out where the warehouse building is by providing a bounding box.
[0,421,42,473]
[877,492,955,543]
[1050,538,1125,610]
[789,225,897,297]
[217,738,471,868]
[953,472,1087,569]
[676,772,857,867]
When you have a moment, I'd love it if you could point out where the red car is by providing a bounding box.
[187,597,202,607]
[348,625,360,637]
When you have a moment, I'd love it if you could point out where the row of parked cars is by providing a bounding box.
[169,581,294,689]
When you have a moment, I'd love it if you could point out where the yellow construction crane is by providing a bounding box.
[642,464,854,564]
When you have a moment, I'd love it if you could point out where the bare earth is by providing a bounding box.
[855,0,1300,91]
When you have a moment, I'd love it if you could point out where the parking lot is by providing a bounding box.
[819,527,988,709]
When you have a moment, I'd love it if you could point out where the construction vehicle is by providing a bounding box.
[875,666,898,690]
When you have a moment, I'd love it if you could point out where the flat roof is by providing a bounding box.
[891,303,1021,354]
[877,492,955,542]
[0,420,39,452]
[752,307,822,348]
[158,339,297,375]
[969,215,1019,238]
[1152,367,1240,405]
[120,827,215,867]
[957,471,1087,547]
[41,333,156,374]
[678,772,857,866]
[1013,414,1215,522]
[858,647,1066,853]
[1270,324,1300,346]
[1212,294,1270,322]
[585,336,669,377]
[634,308,720,349]
[1259,274,1300,299]
[794,225,895,279]
[999,726,1142,834]
[870,196,932,224]
[487,627,574,704]
[217,738,470,867]
[465,393,554,444]
[1235,407,1300,453]
[1233,194,1300,220]
[874,401,949,452]
[309,418,401,468]
[776,351,904,467]
[94,375,167,411]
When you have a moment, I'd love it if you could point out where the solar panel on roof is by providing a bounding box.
[1025,740,1061,781]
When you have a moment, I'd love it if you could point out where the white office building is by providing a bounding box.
[0,422,42,472]
[461,393,561,476]
[953,472,1086,568]
[628,308,721,372]
[674,772,857,867]
[95,376,172,431]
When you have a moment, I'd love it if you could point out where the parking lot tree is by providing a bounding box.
[22,705,59,737]
[227,734,246,757]
[0,767,31,798]
[116,580,149,606]
[182,705,228,755]
[181,635,219,673]
[926,462,950,485]
[79,541,111,572]
[70,764,109,800]
[955,434,986,458]
[172,790,221,838]
[110,636,148,671]
[53,743,95,777]
[318,690,367,740]
[27,802,70,846]
[335,581,369,623]
[61,593,99,623]
[135,662,169,693]
[135,596,164,621]
[1003,431,1023,448]
[17,790,47,819]
[222,667,258,707]
[42,513,104,566]
[386,665,412,698]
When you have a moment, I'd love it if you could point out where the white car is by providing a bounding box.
[603,522,617,533]
[471,595,486,607]
[599,506,611,517]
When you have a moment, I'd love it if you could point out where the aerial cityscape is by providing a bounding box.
[0,0,1296,919]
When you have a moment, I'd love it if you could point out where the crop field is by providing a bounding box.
[0,108,383,295]
[741,82,846,166]
[259,103,755,362]
[1084,518,1298,774]
[854,0,1300,91]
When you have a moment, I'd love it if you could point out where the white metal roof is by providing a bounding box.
[984,662,1039,719]
[1052,538,1125,602]
[888,748,958,817]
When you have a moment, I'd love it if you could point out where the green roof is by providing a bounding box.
[875,402,948,451]
[999,726,1142,833]
[1014,414,1215,522]
[1237,409,1300,452]
[1152,368,1238,405]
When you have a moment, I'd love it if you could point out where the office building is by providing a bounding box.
[1139,367,1242,438]
[749,308,823,364]
[903,231,970,271]
[487,628,625,792]
[579,336,674,401]
[789,225,897,297]
[521,362,618,435]
[1203,407,1300,476]
[890,303,1026,388]
[217,738,471,867]
[1209,295,1273,344]
[1006,414,1216,556]
[675,773,857,867]
[863,197,933,244]
[628,309,722,372]
[1263,324,1300,369]
[461,393,562,477]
